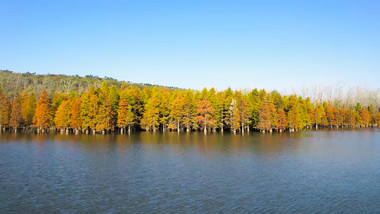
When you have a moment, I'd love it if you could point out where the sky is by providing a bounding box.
[1,0,380,91]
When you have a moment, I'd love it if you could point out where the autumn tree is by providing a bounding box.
[276,109,287,131]
[344,109,356,127]
[235,91,249,132]
[23,93,36,125]
[117,99,134,133]
[9,97,23,131]
[179,90,196,132]
[247,88,262,128]
[374,112,380,126]
[257,102,271,132]
[318,104,328,127]
[360,108,370,127]
[55,100,71,131]
[197,99,215,134]
[286,96,303,131]
[229,99,240,133]
[80,92,91,132]
[0,93,10,131]
[34,89,51,130]
[159,88,170,131]
[20,91,29,123]
[50,93,66,126]
[169,92,185,132]
[121,86,144,129]
[96,89,113,133]
[108,85,119,130]
[89,91,99,132]
[142,94,160,131]
[70,97,82,131]
[96,100,112,133]
[326,103,337,128]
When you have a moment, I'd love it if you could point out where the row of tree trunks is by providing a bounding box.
[1,124,380,134]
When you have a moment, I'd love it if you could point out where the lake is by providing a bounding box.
[1,129,380,213]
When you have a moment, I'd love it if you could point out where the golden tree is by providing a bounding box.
[55,100,71,130]
[117,99,134,133]
[34,89,51,130]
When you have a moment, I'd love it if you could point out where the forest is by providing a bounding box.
[0,71,380,134]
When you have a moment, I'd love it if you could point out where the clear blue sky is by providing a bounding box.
[1,0,380,90]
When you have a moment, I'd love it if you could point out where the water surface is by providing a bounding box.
[1,129,380,213]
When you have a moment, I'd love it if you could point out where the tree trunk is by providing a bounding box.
[128,125,131,133]
[204,125,207,134]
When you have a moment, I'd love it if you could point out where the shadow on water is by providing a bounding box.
[0,131,311,156]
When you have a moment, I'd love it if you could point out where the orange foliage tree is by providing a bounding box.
[257,102,271,132]
[197,99,215,133]
[276,109,287,131]
[117,99,134,133]
[34,89,51,130]
[9,97,23,129]
[70,97,82,130]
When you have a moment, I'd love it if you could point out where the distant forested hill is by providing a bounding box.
[0,70,178,98]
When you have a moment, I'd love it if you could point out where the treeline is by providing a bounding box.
[0,70,178,98]
[1,80,380,135]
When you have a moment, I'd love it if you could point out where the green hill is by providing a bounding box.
[0,70,179,98]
